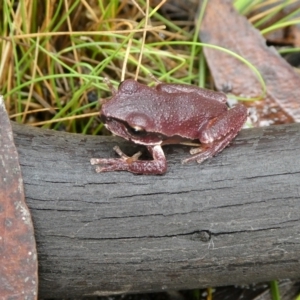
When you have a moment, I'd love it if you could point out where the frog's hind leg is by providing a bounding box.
[182,129,239,164]
[182,103,247,164]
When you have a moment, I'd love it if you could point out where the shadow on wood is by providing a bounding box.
[11,122,300,298]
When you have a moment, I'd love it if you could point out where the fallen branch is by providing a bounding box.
[9,122,300,298]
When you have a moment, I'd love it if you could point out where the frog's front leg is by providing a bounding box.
[90,145,167,174]
[182,103,247,164]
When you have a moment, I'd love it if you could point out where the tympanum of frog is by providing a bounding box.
[90,79,247,174]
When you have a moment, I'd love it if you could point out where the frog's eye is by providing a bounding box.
[127,124,146,136]
[126,112,152,134]
[131,125,144,132]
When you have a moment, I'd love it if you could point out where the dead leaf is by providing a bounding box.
[199,0,300,125]
[0,96,38,299]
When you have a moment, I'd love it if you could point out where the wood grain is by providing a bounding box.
[11,122,300,298]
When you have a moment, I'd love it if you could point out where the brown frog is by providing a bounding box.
[90,79,247,174]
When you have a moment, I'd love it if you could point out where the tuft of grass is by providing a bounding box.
[2,0,196,133]
[0,1,299,129]
[270,280,281,300]
[3,0,297,133]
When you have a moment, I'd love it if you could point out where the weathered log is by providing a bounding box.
[10,122,300,298]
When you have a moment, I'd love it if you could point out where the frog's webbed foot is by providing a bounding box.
[90,145,167,174]
[90,146,142,173]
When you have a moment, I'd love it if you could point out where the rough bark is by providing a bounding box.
[10,122,300,298]
[0,98,38,300]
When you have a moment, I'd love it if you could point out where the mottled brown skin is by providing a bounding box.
[90,79,247,174]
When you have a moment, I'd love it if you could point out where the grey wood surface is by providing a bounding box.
[10,122,300,298]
